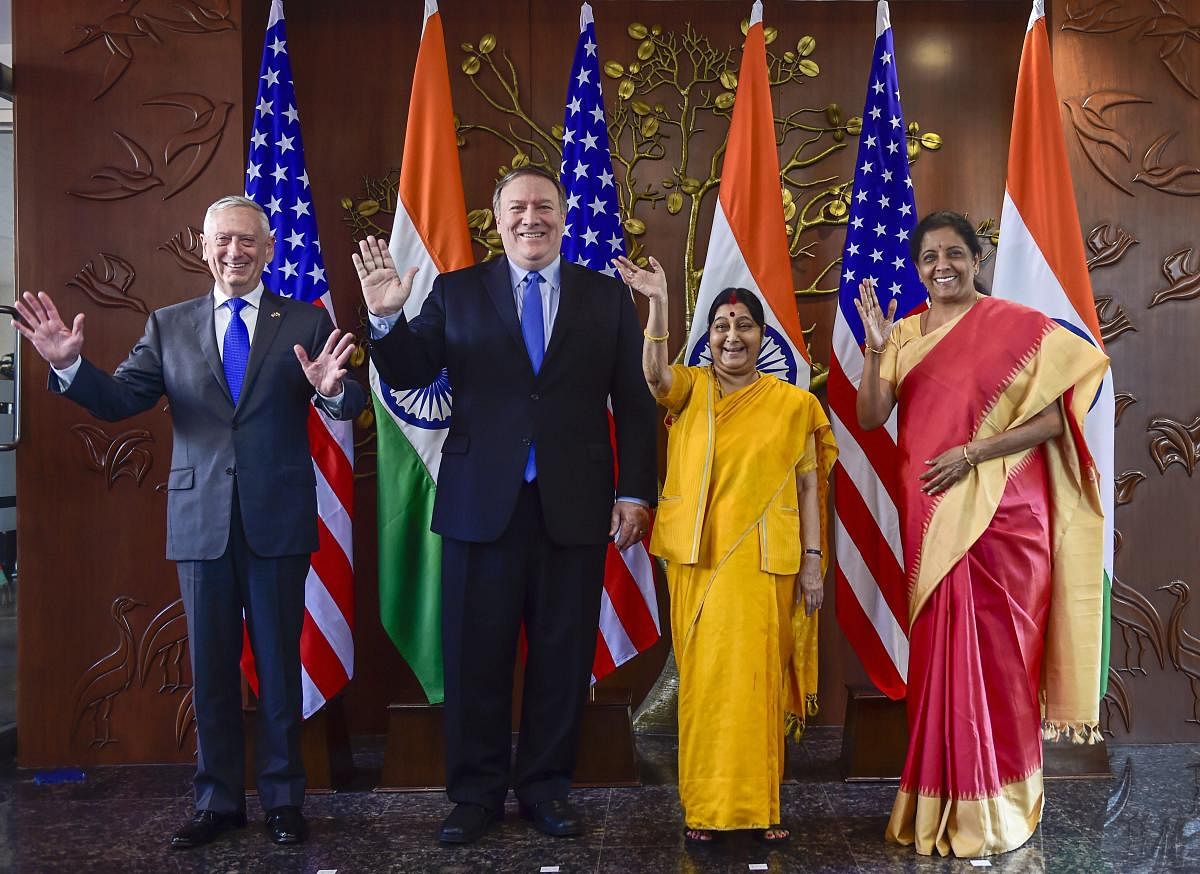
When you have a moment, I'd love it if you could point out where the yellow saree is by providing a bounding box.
[651,365,837,830]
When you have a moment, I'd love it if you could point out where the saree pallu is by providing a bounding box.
[651,366,837,830]
[880,297,1109,857]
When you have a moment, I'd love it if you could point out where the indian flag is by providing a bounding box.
[992,0,1115,694]
[684,0,811,387]
[374,0,473,703]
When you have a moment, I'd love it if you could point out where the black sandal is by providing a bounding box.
[753,825,791,845]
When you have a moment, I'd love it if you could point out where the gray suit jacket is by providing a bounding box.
[55,290,366,561]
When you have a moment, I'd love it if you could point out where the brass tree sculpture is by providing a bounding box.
[341,17,942,374]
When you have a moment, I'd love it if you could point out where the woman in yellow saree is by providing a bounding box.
[615,255,837,846]
[855,211,1110,857]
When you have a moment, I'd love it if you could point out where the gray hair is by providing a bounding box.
[204,195,271,236]
[491,166,568,217]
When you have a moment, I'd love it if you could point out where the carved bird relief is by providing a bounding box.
[70,424,155,489]
[1112,573,1167,676]
[1150,247,1200,307]
[67,131,163,201]
[138,598,189,694]
[1148,416,1200,476]
[1102,668,1133,735]
[66,253,150,315]
[1135,132,1200,196]
[1061,0,1145,35]
[1085,223,1138,271]
[1139,0,1200,101]
[176,687,196,751]
[65,0,235,101]
[1062,91,1150,195]
[1115,469,1148,504]
[158,226,211,275]
[71,596,145,748]
[1158,581,1200,724]
[1114,392,1138,426]
[143,93,233,199]
[1095,295,1136,342]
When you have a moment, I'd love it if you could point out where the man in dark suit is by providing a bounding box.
[354,166,656,844]
[14,196,366,849]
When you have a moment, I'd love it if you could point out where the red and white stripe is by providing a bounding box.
[829,308,910,698]
[298,291,356,717]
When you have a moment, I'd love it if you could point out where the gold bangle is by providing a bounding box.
[864,342,884,355]
[962,444,977,467]
[644,329,669,342]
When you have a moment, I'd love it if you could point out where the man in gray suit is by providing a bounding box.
[14,195,366,849]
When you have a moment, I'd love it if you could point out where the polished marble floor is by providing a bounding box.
[0,728,1196,872]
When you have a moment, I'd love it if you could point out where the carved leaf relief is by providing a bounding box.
[70,424,155,488]
[1148,415,1200,475]
[1086,223,1138,270]
[66,253,150,314]
[1149,247,1200,306]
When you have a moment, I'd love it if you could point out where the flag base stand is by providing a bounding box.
[840,684,907,781]
[376,688,640,791]
[243,697,354,794]
[840,684,1111,781]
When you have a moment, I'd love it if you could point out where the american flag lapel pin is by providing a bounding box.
[270,311,281,318]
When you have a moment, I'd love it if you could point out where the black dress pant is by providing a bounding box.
[441,481,607,811]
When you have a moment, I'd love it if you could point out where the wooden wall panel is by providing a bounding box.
[15,0,246,766]
[1051,0,1200,742]
[48,0,1200,765]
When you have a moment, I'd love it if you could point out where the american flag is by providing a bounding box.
[560,1,662,682]
[242,0,355,717]
[829,0,925,699]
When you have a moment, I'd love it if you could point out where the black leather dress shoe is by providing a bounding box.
[264,805,308,845]
[518,798,582,837]
[170,809,247,849]
[438,802,497,844]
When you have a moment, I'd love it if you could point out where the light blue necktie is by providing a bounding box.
[521,271,545,481]
[223,297,251,404]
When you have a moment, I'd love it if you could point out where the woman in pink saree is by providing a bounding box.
[855,211,1109,856]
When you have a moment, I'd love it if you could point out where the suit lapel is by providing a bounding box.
[481,257,524,353]
[240,290,287,404]
[192,295,232,404]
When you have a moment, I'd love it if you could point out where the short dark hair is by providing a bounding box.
[706,288,766,328]
[492,165,568,216]
[909,210,982,263]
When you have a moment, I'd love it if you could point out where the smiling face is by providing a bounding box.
[915,225,981,306]
[708,302,763,378]
[495,173,566,271]
[201,205,274,297]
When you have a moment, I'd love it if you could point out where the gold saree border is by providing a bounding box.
[885,769,1044,857]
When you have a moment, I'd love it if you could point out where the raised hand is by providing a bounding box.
[352,235,418,317]
[294,329,356,398]
[13,291,85,369]
[613,255,667,303]
[853,278,898,351]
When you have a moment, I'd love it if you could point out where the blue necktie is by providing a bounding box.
[223,297,251,404]
[521,271,545,481]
